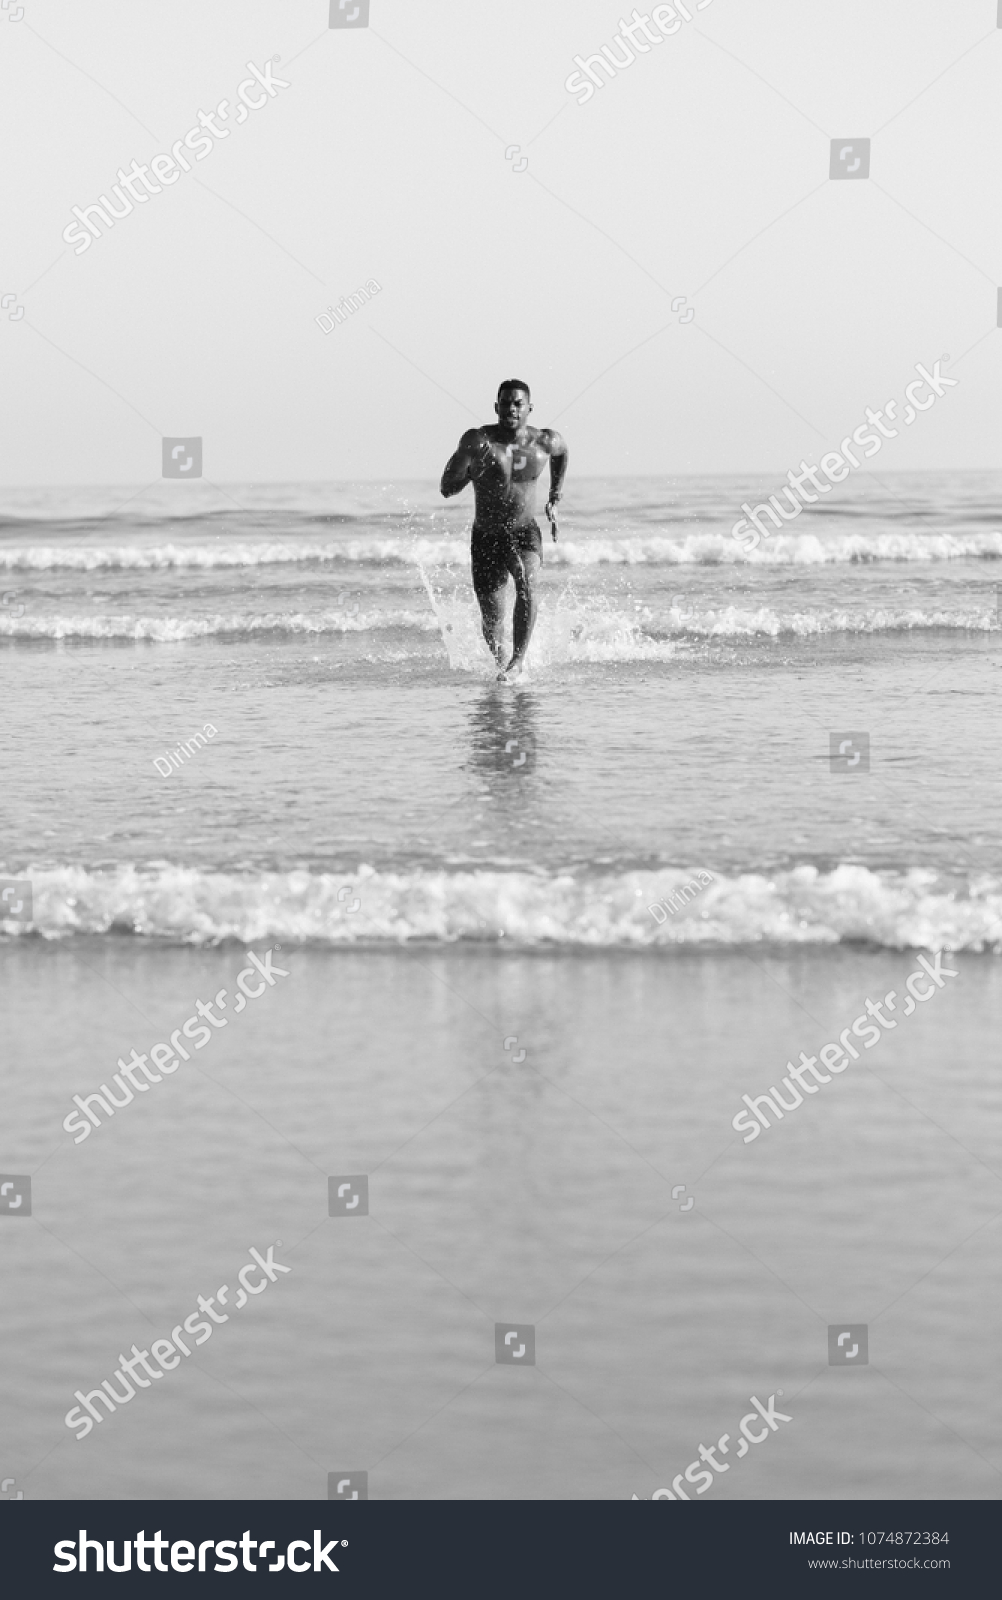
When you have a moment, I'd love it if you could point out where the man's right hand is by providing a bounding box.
[470,436,495,479]
[442,428,495,497]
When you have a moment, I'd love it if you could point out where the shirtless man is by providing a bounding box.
[440,380,568,678]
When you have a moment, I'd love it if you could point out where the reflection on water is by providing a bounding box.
[440,688,544,862]
[465,686,540,781]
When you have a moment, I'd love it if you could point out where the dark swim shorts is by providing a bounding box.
[471,520,543,594]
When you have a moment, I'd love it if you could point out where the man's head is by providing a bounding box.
[495,380,532,429]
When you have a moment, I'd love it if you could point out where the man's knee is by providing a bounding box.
[477,586,505,622]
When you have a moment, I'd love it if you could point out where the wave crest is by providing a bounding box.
[3,862,999,950]
[658,604,997,637]
[2,529,1000,572]
[0,609,438,640]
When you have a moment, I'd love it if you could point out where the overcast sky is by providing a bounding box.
[1,0,1000,485]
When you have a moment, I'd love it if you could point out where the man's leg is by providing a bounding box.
[504,549,540,673]
[475,577,509,667]
[471,529,509,667]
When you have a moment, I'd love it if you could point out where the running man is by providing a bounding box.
[440,380,568,678]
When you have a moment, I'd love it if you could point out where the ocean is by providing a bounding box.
[2,471,1000,1501]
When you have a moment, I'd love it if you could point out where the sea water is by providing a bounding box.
[1,472,1000,1500]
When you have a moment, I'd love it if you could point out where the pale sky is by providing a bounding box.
[1,0,1000,485]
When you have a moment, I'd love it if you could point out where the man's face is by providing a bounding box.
[495,387,531,430]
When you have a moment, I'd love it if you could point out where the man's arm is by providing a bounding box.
[542,430,568,506]
[440,429,489,498]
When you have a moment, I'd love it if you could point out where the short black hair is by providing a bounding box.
[497,379,531,401]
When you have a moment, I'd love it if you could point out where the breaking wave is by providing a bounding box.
[3,862,1000,950]
[0,609,439,641]
[1,529,1001,572]
[657,604,998,637]
[1,604,993,645]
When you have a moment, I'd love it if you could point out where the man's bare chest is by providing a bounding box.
[482,433,548,484]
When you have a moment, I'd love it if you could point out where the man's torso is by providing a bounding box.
[470,425,554,533]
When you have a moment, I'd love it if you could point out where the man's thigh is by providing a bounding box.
[476,578,509,623]
[471,529,509,601]
[499,540,539,590]
[517,550,541,589]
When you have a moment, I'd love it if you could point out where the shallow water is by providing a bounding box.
[1,472,999,1501]
[1,472,1000,949]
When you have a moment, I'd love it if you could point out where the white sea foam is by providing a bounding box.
[0,540,457,571]
[2,601,992,646]
[660,604,997,637]
[545,531,1002,566]
[1,529,1000,571]
[416,572,671,673]
[0,609,439,641]
[5,862,999,950]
